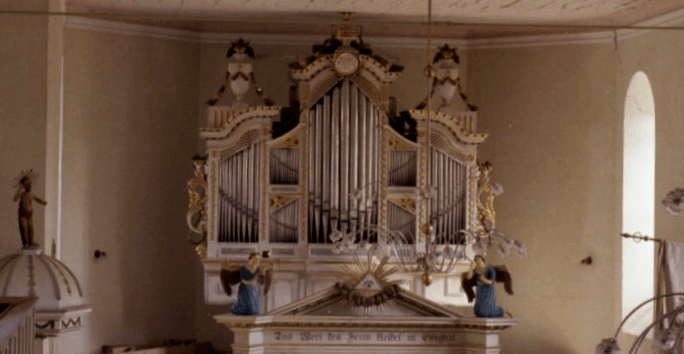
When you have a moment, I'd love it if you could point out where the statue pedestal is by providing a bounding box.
[215,288,516,354]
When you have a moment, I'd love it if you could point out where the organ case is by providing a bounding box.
[192,31,487,308]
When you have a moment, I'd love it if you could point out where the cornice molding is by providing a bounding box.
[65,8,684,49]
[466,31,615,49]
[65,16,201,42]
[615,7,684,41]
[203,32,468,49]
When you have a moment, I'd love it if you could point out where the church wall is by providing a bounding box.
[613,27,684,350]
[8,15,683,353]
[0,0,49,257]
[465,27,684,353]
[466,43,622,353]
[616,29,684,246]
[59,28,201,354]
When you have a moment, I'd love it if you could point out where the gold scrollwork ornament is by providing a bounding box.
[187,156,209,257]
[475,161,499,231]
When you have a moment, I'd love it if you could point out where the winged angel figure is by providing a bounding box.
[460,255,514,318]
[220,252,273,315]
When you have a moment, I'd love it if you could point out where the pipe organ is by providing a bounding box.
[306,82,382,244]
[190,27,488,308]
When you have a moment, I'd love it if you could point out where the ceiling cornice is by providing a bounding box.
[64,7,684,50]
[65,15,201,42]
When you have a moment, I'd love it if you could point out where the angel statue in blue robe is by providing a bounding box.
[220,252,273,315]
[461,255,514,318]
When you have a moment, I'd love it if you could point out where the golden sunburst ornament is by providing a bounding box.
[334,254,403,314]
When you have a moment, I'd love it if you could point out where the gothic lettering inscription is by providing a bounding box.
[421,333,458,344]
[268,330,460,345]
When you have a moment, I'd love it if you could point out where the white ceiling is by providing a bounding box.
[63,0,684,39]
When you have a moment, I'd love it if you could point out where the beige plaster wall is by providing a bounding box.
[60,28,201,354]
[8,14,684,353]
[462,27,684,353]
[466,43,623,353]
[616,29,684,245]
[615,27,684,352]
[0,2,49,257]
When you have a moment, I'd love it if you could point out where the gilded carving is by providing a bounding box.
[409,109,487,144]
[389,198,416,214]
[272,136,299,148]
[200,106,280,136]
[186,156,209,257]
[389,136,416,150]
[475,161,498,231]
[270,196,297,212]
[336,254,402,313]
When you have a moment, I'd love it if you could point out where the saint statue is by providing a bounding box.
[13,169,47,248]
[461,255,514,318]
[220,252,273,315]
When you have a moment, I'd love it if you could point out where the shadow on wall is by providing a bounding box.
[196,303,235,352]
[194,251,235,351]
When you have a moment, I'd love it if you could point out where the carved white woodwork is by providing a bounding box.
[435,67,458,108]
[227,60,252,112]
[0,249,91,338]
[215,284,516,354]
[194,25,487,312]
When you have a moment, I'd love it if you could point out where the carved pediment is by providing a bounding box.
[268,286,461,318]
[266,254,461,318]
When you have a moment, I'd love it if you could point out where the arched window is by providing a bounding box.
[622,71,655,335]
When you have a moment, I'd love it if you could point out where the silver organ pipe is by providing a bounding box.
[218,144,262,243]
[243,149,249,242]
[370,104,379,234]
[247,146,253,239]
[388,150,417,186]
[308,109,315,242]
[323,94,332,239]
[330,88,339,234]
[440,151,447,238]
[349,85,359,235]
[358,94,367,236]
[340,81,350,234]
[387,202,416,243]
[366,99,376,238]
[249,144,260,242]
[269,199,299,244]
[306,81,381,243]
[428,146,467,245]
[314,103,323,241]
[269,148,299,185]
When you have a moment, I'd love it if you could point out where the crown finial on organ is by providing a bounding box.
[334,12,360,46]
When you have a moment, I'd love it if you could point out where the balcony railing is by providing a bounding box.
[0,297,36,354]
